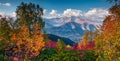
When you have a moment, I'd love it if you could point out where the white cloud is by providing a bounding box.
[0,11,16,18]
[63,9,82,17]
[44,9,61,18]
[12,12,16,17]
[85,8,109,22]
[43,8,109,22]
[0,12,3,15]
[3,3,11,6]
[50,10,57,15]
[43,9,46,14]
[0,12,5,17]
[0,3,11,6]
[44,9,83,18]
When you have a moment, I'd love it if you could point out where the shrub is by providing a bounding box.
[32,48,56,61]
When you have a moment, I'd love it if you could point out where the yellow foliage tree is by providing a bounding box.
[56,39,65,52]
[95,5,120,61]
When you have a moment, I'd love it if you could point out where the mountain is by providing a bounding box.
[43,16,100,43]
[47,34,75,46]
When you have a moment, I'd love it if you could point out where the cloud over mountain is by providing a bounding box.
[63,9,83,17]
[43,8,109,23]
[85,8,109,22]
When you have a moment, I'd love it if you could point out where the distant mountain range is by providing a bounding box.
[43,16,100,43]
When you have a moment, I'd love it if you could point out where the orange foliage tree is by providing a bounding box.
[10,24,45,59]
[78,31,97,50]
[95,5,120,61]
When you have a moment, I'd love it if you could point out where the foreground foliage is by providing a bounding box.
[95,5,120,61]
[33,48,96,61]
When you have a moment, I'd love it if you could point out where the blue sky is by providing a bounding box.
[0,0,113,14]
[0,0,113,22]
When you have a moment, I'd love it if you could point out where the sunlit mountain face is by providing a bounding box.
[42,8,109,42]
[43,16,102,42]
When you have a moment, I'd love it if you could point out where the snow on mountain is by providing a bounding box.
[43,16,101,43]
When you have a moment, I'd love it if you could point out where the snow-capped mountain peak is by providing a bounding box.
[44,16,101,42]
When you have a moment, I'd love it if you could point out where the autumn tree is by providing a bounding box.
[16,2,45,29]
[3,2,45,61]
[56,39,66,52]
[0,16,21,61]
[95,5,120,61]
[0,17,14,50]
[7,24,44,59]
[78,30,98,50]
